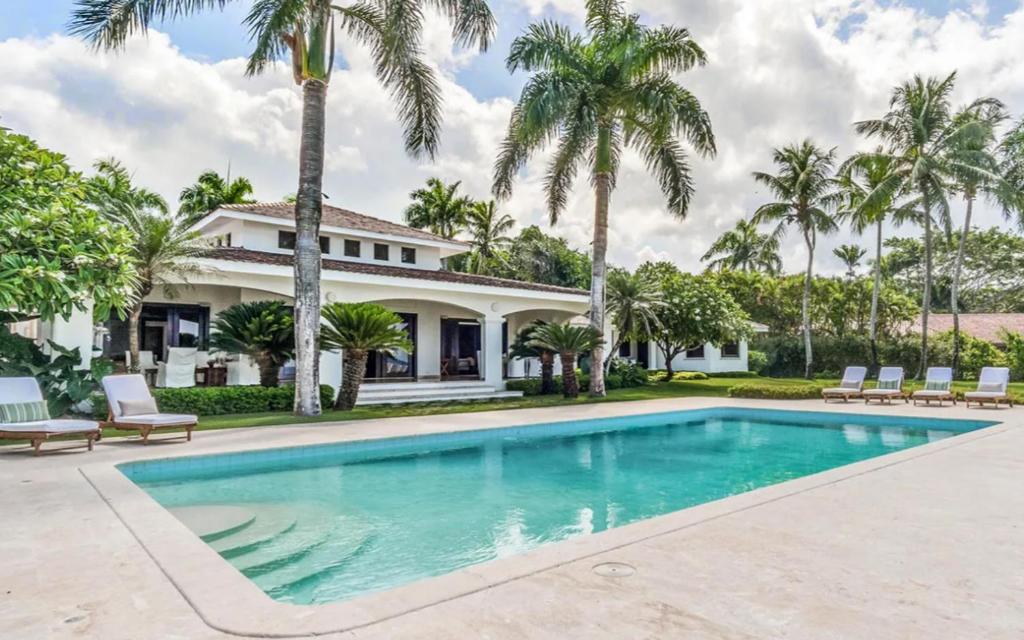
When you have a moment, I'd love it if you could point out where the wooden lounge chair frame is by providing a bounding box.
[822,388,864,403]
[864,388,909,405]
[964,394,1014,409]
[912,390,957,407]
[102,411,195,445]
[0,427,100,456]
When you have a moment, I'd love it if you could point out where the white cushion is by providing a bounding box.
[965,391,1007,399]
[913,389,953,397]
[823,387,860,395]
[864,388,902,396]
[113,413,197,426]
[102,375,153,419]
[0,419,99,433]
[0,377,44,405]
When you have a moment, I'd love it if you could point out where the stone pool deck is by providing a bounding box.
[2,397,1022,639]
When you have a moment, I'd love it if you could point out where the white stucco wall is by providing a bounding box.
[650,340,750,374]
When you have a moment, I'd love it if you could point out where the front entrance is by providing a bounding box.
[106,303,210,362]
[365,313,417,381]
[440,318,481,379]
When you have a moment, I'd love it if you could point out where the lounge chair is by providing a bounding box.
[0,377,101,455]
[101,374,197,444]
[912,367,956,406]
[964,367,1013,408]
[822,366,868,402]
[863,367,908,405]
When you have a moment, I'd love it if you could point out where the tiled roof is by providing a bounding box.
[202,247,588,296]
[911,313,1024,344]
[215,202,469,246]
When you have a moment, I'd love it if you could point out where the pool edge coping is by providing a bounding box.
[79,400,1013,638]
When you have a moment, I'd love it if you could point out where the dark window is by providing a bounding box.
[374,243,390,261]
[278,230,329,253]
[686,345,706,359]
[344,239,361,257]
[721,342,740,358]
[619,342,631,357]
[401,247,416,264]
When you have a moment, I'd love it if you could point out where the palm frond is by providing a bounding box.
[69,0,233,49]
[506,20,584,73]
[427,0,495,51]
[244,0,307,76]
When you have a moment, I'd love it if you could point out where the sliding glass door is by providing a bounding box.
[365,313,417,380]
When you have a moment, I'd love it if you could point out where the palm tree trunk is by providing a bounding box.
[293,78,327,416]
[127,302,143,373]
[868,218,883,373]
[801,227,815,379]
[917,194,933,380]
[588,128,612,398]
[540,352,556,395]
[951,194,973,378]
[336,348,368,410]
[559,351,579,398]
[256,353,280,388]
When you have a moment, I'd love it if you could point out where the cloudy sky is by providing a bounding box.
[2,0,1023,275]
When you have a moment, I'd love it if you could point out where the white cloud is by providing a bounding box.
[1,1,1023,278]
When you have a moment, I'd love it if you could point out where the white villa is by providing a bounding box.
[25,202,757,403]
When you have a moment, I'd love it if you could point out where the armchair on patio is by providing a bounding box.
[156,347,197,388]
[226,354,261,386]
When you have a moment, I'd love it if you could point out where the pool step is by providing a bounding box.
[231,509,337,578]
[209,505,299,559]
[168,505,256,543]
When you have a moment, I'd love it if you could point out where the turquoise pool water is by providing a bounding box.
[121,408,994,605]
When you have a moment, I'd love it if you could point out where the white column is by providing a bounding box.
[47,300,95,370]
[319,350,343,403]
[481,315,505,389]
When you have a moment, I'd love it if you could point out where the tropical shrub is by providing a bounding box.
[608,359,649,387]
[707,371,761,379]
[728,384,823,400]
[91,384,335,418]
[753,334,921,378]
[509,321,557,395]
[673,371,708,381]
[1001,331,1024,382]
[210,301,295,387]
[928,331,1006,381]
[528,323,604,398]
[747,350,768,375]
[0,326,114,416]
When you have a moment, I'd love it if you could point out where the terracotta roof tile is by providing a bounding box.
[911,313,1024,344]
[202,247,588,297]
[215,202,468,246]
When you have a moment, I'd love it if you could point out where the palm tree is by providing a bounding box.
[1001,117,1024,208]
[945,102,1019,375]
[833,244,866,278]
[751,141,839,379]
[85,160,208,373]
[493,1,716,398]
[528,322,603,398]
[853,73,997,378]
[465,200,514,274]
[72,0,495,416]
[508,320,557,394]
[605,270,662,373]
[836,151,916,371]
[320,302,414,410]
[404,178,474,240]
[178,169,256,226]
[210,301,295,387]
[700,219,783,274]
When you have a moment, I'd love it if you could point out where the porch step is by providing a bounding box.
[360,380,494,392]
[356,388,524,406]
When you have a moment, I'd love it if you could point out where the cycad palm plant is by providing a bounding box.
[508,320,556,395]
[605,270,662,373]
[404,178,474,240]
[853,72,1000,377]
[751,141,840,379]
[700,219,783,274]
[320,302,414,410]
[210,301,295,387]
[494,0,716,397]
[85,159,208,372]
[178,170,256,226]
[528,322,603,398]
[465,200,514,274]
[72,0,494,415]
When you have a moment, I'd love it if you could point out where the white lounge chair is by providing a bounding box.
[863,367,908,405]
[0,377,101,455]
[822,366,867,402]
[102,374,197,444]
[912,367,956,406]
[964,367,1013,408]
[156,347,197,388]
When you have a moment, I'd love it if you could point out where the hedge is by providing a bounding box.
[706,371,761,379]
[506,362,647,397]
[91,384,336,418]
[727,383,823,400]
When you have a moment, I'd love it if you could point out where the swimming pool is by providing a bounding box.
[120,408,994,606]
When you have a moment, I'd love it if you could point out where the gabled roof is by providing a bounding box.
[911,313,1024,344]
[212,202,469,246]
[202,247,589,297]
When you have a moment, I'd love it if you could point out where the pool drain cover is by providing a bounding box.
[593,562,636,578]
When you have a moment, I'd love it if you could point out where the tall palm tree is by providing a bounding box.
[465,200,514,274]
[210,301,295,387]
[700,219,783,274]
[528,322,603,398]
[493,1,716,397]
[833,244,866,278]
[853,72,997,378]
[1001,117,1024,208]
[836,151,916,371]
[85,160,207,372]
[605,269,662,373]
[404,178,474,240]
[751,141,839,379]
[320,302,414,410]
[71,0,495,416]
[178,169,256,226]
